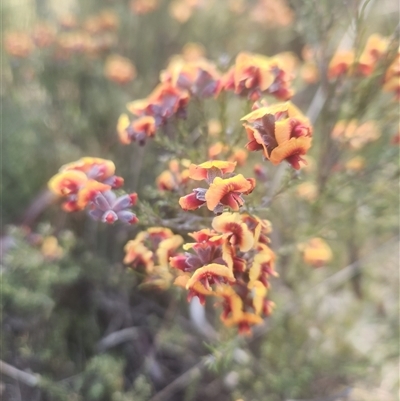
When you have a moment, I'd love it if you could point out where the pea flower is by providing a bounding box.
[300,237,333,268]
[219,52,294,101]
[48,157,137,225]
[179,160,255,214]
[241,102,313,169]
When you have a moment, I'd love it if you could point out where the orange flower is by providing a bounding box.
[383,51,400,99]
[208,119,222,136]
[222,312,264,335]
[98,10,119,31]
[241,214,272,245]
[327,50,354,79]
[41,236,64,260]
[104,55,136,85]
[127,82,189,125]
[56,32,91,55]
[58,14,78,29]
[174,275,214,304]
[182,42,206,62]
[250,0,294,27]
[4,31,34,58]
[160,56,220,97]
[247,280,268,315]
[212,212,254,252]
[156,160,190,191]
[296,182,318,202]
[60,157,116,181]
[357,34,389,76]
[187,228,220,244]
[391,130,400,145]
[331,120,380,149]
[208,142,226,159]
[117,114,131,145]
[345,156,365,173]
[188,160,237,182]
[32,23,56,48]
[76,180,111,209]
[186,263,236,292]
[242,102,313,169]
[179,189,207,210]
[269,136,312,169]
[156,235,184,267]
[301,237,332,268]
[130,0,159,14]
[248,247,277,287]
[220,52,294,100]
[48,171,111,211]
[131,116,156,144]
[216,285,244,322]
[124,239,154,271]
[205,174,255,211]
[301,61,319,84]
[228,148,248,166]
[48,170,88,196]
[169,0,193,23]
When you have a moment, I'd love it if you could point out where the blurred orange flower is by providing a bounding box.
[345,156,365,173]
[41,236,64,261]
[156,159,190,191]
[357,34,389,76]
[327,50,354,80]
[169,0,193,23]
[32,23,56,48]
[331,120,380,150]
[301,237,332,268]
[188,160,237,181]
[383,51,400,100]
[181,42,206,62]
[296,182,318,202]
[160,57,220,97]
[104,55,136,84]
[4,31,34,58]
[220,52,294,100]
[130,0,159,14]
[250,0,294,27]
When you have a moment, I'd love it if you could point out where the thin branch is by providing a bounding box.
[96,327,139,353]
[148,358,208,401]
[0,360,40,387]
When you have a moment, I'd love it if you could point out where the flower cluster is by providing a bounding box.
[170,212,276,335]
[117,49,296,146]
[178,160,255,214]
[331,120,381,150]
[219,52,294,101]
[48,157,138,225]
[156,159,191,192]
[117,53,223,145]
[124,227,183,289]
[241,101,313,169]
[328,33,390,80]
[4,9,133,85]
[118,83,189,145]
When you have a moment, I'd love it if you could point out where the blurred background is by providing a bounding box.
[1,0,399,400]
